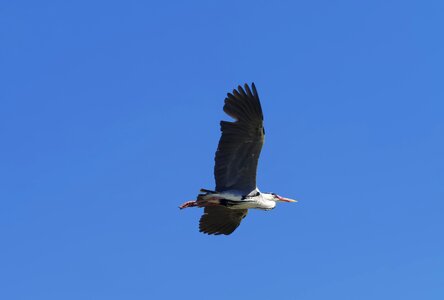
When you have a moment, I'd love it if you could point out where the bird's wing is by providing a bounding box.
[214,83,265,193]
[199,206,248,235]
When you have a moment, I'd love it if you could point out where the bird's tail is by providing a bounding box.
[179,191,218,210]
[199,188,217,194]
[196,189,222,207]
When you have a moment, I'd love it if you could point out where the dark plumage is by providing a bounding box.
[214,83,264,193]
[199,206,248,235]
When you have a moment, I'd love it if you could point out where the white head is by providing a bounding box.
[262,192,297,203]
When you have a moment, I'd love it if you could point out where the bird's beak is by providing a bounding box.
[277,195,297,203]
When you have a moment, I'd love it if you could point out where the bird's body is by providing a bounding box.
[180,83,296,235]
[189,188,277,210]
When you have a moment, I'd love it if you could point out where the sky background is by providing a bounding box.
[1,1,443,299]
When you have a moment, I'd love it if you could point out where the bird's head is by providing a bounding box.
[264,192,297,203]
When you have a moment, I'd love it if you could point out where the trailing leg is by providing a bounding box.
[179,201,197,209]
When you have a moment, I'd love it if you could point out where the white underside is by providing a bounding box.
[228,200,276,210]
[206,191,276,210]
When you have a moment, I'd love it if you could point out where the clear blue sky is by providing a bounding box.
[1,1,443,299]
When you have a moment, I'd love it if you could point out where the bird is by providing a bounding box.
[179,83,297,235]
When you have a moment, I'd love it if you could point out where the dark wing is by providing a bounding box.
[199,206,248,235]
[214,83,265,193]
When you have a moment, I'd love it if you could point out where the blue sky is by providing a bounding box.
[1,0,443,299]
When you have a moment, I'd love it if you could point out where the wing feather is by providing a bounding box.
[199,206,248,235]
[214,83,265,193]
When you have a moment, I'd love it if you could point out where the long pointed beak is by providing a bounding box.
[277,195,297,203]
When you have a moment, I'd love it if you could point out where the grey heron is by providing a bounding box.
[180,83,296,235]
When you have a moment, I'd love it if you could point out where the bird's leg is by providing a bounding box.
[179,200,198,209]
[196,197,221,207]
[179,197,223,209]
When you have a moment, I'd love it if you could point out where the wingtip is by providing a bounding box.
[243,82,255,90]
[251,82,258,97]
[240,85,249,97]
[230,83,256,95]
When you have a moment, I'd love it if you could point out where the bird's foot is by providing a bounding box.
[179,200,197,209]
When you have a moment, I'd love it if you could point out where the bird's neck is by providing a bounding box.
[258,195,276,210]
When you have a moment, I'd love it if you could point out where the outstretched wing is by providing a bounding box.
[199,206,248,235]
[214,83,265,194]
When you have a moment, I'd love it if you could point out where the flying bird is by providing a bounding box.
[180,83,296,235]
